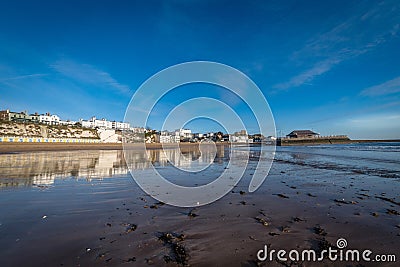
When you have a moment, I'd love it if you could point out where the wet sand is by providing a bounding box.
[0,142,123,153]
[0,147,399,266]
[0,142,230,153]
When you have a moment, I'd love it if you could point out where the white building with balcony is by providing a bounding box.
[160,133,173,143]
[112,121,130,130]
[39,113,60,125]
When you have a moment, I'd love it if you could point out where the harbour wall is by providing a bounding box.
[277,135,351,146]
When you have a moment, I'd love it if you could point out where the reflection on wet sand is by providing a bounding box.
[140,144,226,170]
[0,146,228,188]
[0,151,127,187]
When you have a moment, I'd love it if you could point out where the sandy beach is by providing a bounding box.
[0,144,398,266]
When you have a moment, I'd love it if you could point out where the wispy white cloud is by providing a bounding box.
[343,113,400,133]
[274,58,341,90]
[274,1,400,91]
[360,76,400,97]
[0,73,47,82]
[327,112,400,139]
[305,98,400,126]
[51,59,131,95]
[348,113,400,124]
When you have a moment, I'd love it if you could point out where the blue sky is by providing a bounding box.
[0,0,399,139]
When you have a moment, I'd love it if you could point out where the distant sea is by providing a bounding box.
[273,142,400,179]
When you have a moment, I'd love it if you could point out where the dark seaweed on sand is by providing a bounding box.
[276,193,289,199]
[158,232,188,266]
[334,198,357,205]
[122,223,137,233]
[376,196,400,206]
[255,217,269,226]
[313,225,327,236]
[188,209,198,218]
[387,209,400,215]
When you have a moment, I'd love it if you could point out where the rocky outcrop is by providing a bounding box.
[0,121,99,139]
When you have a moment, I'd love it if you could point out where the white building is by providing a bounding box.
[94,118,112,129]
[39,113,60,125]
[229,135,249,143]
[59,120,77,126]
[229,130,250,143]
[112,121,130,130]
[177,128,192,139]
[160,131,180,143]
[81,119,93,128]
[160,133,173,143]
[80,116,97,128]
[80,116,128,130]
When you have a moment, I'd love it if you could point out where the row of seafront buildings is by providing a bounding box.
[156,129,218,143]
[0,109,146,143]
[0,109,140,131]
[151,129,258,144]
[0,109,269,143]
[0,109,76,126]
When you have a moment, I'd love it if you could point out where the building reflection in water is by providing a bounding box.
[0,146,229,188]
[0,150,127,188]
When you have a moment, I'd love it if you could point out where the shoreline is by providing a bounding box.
[351,139,400,143]
[0,142,231,153]
[1,139,398,153]
[278,138,400,146]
